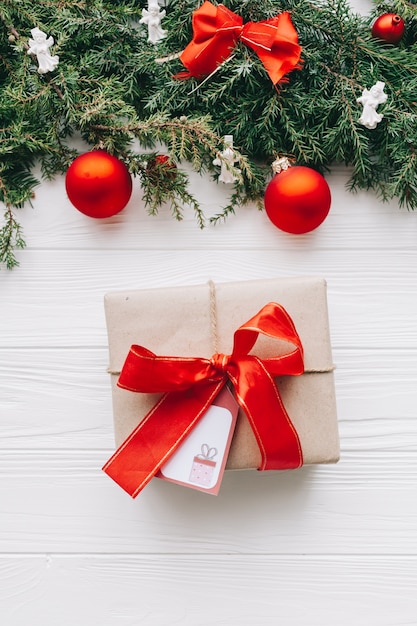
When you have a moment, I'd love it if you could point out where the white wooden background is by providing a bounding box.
[1,3,417,623]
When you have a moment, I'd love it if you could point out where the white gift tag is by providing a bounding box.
[157,386,239,495]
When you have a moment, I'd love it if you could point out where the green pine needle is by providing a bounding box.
[1,0,417,267]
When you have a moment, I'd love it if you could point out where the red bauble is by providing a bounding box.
[147,154,177,180]
[65,150,132,218]
[371,13,405,44]
[264,166,331,234]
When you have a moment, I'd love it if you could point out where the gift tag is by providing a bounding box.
[157,386,239,495]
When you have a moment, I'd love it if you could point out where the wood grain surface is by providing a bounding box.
[1,2,417,620]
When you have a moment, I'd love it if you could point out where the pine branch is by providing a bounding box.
[0,211,25,269]
[1,0,417,267]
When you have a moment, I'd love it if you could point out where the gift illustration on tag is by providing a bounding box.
[189,444,218,487]
[156,388,239,495]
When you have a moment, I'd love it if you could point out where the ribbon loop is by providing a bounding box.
[177,2,302,85]
[103,302,305,497]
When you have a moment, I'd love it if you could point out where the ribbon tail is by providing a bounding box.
[102,381,223,497]
[257,44,302,85]
[174,69,194,81]
[232,357,303,470]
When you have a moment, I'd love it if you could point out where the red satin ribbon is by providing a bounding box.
[103,302,304,497]
[177,2,302,85]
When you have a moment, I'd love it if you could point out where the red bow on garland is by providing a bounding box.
[177,1,302,85]
[103,302,304,498]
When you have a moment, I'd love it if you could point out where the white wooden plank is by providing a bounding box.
[14,165,417,252]
[0,554,416,626]
[2,249,417,348]
[0,347,113,449]
[2,1,417,618]
[1,347,416,450]
[0,450,416,555]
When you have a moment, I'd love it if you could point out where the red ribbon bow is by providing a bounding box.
[103,302,304,497]
[177,2,302,85]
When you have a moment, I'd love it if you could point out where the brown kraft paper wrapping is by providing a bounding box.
[104,277,340,470]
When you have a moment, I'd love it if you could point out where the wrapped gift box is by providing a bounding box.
[104,277,339,472]
[190,445,218,487]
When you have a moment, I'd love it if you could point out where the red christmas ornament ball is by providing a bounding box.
[264,166,331,234]
[371,13,405,44]
[65,150,132,218]
[147,154,177,180]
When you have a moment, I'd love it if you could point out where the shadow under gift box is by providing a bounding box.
[104,277,340,470]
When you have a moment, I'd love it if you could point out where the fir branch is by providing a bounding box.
[0,170,26,268]
[2,0,417,267]
[90,115,232,171]
[0,207,25,269]
[139,156,206,228]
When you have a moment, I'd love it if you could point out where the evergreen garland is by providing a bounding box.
[1,0,416,267]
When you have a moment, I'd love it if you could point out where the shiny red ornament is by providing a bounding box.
[65,150,132,218]
[147,154,177,180]
[264,165,331,234]
[371,13,405,44]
